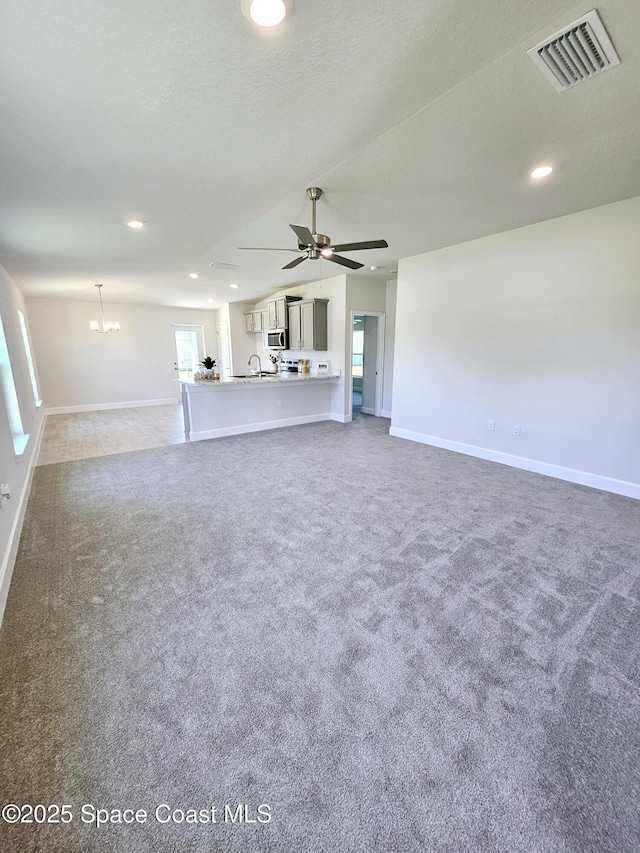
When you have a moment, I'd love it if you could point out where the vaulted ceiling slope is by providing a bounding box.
[1,0,640,307]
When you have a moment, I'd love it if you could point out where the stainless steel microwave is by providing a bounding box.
[266,329,287,349]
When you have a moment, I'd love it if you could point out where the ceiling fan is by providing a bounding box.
[238,187,388,270]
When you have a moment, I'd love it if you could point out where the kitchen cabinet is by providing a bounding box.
[244,310,264,333]
[288,299,328,351]
[267,295,302,330]
[267,297,288,330]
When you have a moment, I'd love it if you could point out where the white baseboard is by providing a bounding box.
[381,409,392,418]
[331,413,351,424]
[388,427,640,500]
[29,411,46,469]
[361,407,376,415]
[189,412,332,441]
[45,398,177,415]
[0,415,46,627]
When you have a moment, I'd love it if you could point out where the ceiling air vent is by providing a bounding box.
[209,261,238,270]
[527,9,620,92]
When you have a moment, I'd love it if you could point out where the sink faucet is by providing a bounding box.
[248,354,262,378]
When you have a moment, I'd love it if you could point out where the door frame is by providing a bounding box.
[348,311,385,419]
[170,324,206,397]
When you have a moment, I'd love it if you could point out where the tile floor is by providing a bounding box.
[36,403,187,466]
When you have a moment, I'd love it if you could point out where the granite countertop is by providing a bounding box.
[180,372,339,387]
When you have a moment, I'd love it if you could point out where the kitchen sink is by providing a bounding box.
[231,374,278,379]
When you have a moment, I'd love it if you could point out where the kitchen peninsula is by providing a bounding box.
[180,373,340,441]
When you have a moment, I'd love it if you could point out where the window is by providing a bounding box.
[0,312,29,455]
[352,329,364,377]
[18,310,42,407]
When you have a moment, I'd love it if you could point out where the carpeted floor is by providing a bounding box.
[1,416,639,852]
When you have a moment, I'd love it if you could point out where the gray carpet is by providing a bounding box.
[1,415,639,852]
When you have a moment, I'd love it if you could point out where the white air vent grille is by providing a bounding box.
[528,9,620,92]
[209,261,239,270]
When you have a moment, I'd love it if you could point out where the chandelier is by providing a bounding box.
[90,284,120,334]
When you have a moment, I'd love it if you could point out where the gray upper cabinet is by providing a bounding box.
[267,297,288,330]
[288,298,328,351]
[244,310,264,333]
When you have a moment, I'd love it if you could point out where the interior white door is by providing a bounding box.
[172,325,205,397]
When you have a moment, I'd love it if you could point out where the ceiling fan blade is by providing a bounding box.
[237,247,303,252]
[330,239,388,252]
[282,254,308,270]
[324,253,363,270]
[290,224,316,247]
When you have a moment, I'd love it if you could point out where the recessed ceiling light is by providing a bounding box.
[530,165,554,180]
[241,0,293,28]
[189,272,199,279]
[126,220,145,229]
[230,283,239,289]
[207,298,215,304]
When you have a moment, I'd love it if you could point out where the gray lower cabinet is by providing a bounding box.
[288,298,328,351]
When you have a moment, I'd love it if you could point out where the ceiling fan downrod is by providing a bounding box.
[304,187,331,258]
[306,186,322,237]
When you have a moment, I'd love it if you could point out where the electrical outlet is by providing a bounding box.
[1,483,11,501]
[487,420,495,431]
[513,425,521,437]
[277,399,283,408]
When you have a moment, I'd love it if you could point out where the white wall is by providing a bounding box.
[345,276,387,315]
[0,265,46,624]
[26,298,219,410]
[228,301,260,375]
[391,196,640,498]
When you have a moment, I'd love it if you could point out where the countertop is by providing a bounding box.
[179,372,340,388]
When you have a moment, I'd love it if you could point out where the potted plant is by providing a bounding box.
[269,353,281,374]
[200,356,217,377]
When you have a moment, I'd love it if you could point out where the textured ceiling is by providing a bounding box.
[1,0,640,308]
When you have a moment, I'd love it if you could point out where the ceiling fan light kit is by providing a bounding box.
[238,187,388,271]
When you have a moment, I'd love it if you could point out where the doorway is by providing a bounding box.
[171,325,205,397]
[352,316,364,414]
[350,312,385,419]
